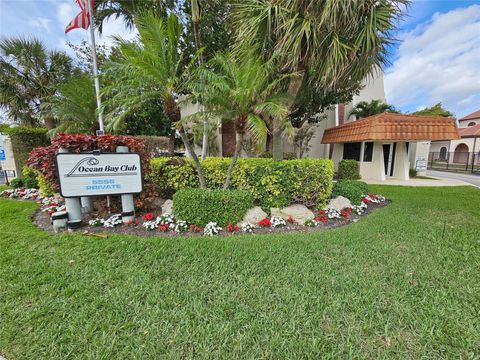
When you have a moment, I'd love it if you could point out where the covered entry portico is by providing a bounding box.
[322,113,459,181]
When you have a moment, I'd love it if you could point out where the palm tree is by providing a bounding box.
[93,0,170,32]
[103,12,206,188]
[197,52,292,189]
[0,37,74,128]
[42,74,98,135]
[232,0,408,159]
[348,99,398,119]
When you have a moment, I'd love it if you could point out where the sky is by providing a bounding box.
[0,0,479,119]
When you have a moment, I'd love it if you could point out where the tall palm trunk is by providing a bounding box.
[165,95,206,188]
[272,127,283,160]
[178,127,206,189]
[44,117,56,131]
[272,69,306,160]
[223,131,244,190]
[168,128,176,156]
[190,0,209,160]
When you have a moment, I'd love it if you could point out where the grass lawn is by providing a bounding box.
[1,186,479,359]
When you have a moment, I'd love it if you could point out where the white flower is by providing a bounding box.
[89,218,103,227]
[326,208,341,219]
[158,214,175,226]
[204,222,222,236]
[271,216,286,228]
[142,220,158,230]
[352,202,368,215]
[304,219,320,227]
[241,222,255,233]
[102,214,122,228]
[172,220,188,233]
[362,194,385,204]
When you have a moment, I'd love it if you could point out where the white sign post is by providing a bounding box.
[56,152,143,197]
[56,151,143,227]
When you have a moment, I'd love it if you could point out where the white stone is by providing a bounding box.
[240,206,267,226]
[279,204,315,223]
[162,199,173,215]
[326,196,352,211]
[270,208,282,218]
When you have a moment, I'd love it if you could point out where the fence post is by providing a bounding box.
[471,152,475,173]
[116,146,135,224]
[446,152,449,170]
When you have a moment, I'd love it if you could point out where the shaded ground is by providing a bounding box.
[1,185,479,359]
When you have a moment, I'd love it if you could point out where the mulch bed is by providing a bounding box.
[33,200,390,238]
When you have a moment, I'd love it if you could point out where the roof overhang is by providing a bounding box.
[321,112,460,144]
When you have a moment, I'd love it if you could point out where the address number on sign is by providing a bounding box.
[56,152,143,197]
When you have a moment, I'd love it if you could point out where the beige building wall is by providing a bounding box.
[0,134,19,179]
[458,118,480,128]
[305,69,386,159]
[330,140,410,181]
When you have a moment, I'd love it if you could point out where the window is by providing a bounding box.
[363,142,373,162]
[468,122,476,127]
[343,142,361,161]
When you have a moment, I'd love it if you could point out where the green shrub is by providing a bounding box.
[150,157,334,210]
[332,180,368,205]
[9,177,24,189]
[22,166,39,189]
[173,189,253,227]
[337,159,361,180]
[409,169,418,178]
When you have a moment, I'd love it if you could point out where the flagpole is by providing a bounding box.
[86,0,104,133]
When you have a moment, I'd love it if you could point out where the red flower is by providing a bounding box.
[340,209,350,218]
[158,224,169,232]
[134,219,140,225]
[258,218,272,227]
[226,223,239,233]
[142,213,154,221]
[286,216,296,224]
[189,224,203,233]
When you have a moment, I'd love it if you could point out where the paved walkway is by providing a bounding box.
[363,176,471,187]
[427,170,480,188]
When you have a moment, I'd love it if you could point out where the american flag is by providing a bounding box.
[65,0,94,34]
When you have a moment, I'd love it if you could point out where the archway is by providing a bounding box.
[439,146,447,161]
[453,143,469,163]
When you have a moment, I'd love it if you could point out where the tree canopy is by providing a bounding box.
[411,103,454,117]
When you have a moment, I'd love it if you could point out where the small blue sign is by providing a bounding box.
[0,150,5,161]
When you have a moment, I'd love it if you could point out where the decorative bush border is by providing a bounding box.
[1,188,389,237]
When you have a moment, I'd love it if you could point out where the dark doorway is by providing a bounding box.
[383,143,397,176]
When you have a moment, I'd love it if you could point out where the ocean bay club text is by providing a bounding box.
[76,164,138,173]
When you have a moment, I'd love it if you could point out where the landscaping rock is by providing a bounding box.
[326,196,352,211]
[152,198,166,210]
[162,199,173,215]
[279,204,315,223]
[270,208,282,218]
[240,206,267,226]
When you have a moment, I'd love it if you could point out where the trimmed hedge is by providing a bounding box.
[332,180,368,205]
[337,159,361,180]
[150,157,334,210]
[173,189,253,227]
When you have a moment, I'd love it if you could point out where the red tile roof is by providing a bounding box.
[321,112,460,144]
[459,123,480,138]
[459,109,480,121]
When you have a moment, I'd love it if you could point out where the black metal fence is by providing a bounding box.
[428,152,480,173]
